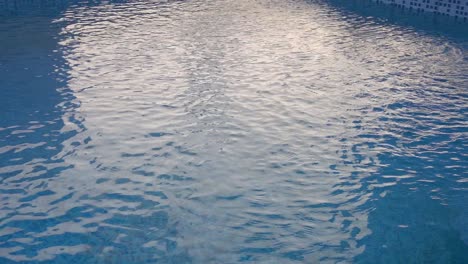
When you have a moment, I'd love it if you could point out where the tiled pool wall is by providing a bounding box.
[374,0,468,19]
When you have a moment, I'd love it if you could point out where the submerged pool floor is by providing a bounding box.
[1,0,467,263]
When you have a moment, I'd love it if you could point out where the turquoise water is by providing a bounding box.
[1,0,467,263]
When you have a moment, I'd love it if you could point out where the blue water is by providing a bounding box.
[1,0,468,263]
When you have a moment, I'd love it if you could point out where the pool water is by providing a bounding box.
[1,0,467,263]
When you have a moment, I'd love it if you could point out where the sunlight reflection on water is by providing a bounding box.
[1,0,467,263]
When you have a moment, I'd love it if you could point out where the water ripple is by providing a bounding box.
[1,0,467,263]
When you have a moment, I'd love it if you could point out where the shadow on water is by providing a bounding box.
[0,0,129,16]
[0,4,81,262]
[310,1,468,262]
[348,112,468,263]
[0,1,189,263]
[320,0,468,41]
[0,2,77,183]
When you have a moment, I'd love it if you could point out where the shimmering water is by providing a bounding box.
[1,0,467,263]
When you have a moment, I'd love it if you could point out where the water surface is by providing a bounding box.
[1,0,467,263]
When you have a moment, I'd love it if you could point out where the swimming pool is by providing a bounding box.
[1,0,467,263]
